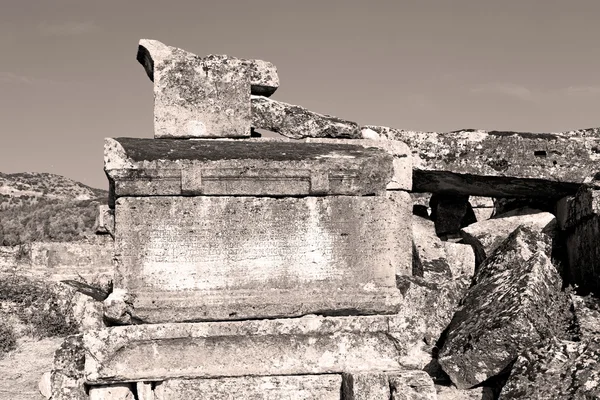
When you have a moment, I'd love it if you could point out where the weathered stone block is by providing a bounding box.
[342,371,437,400]
[154,375,342,400]
[84,316,404,383]
[88,384,135,400]
[365,125,598,198]
[114,193,409,322]
[51,335,86,400]
[104,137,401,200]
[252,95,361,139]
[93,205,114,236]
[138,39,279,97]
[438,227,572,389]
[429,193,476,237]
[500,338,600,399]
[137,39,253,138]
[460,208,556,265]
[391,276,471,369]
[571,295,600,338]
[412,215,475,282]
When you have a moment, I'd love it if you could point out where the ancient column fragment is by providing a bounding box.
[252,95,361,139]
[137,39,256,138]
[154,375,342,400]
[364,125,600,198]
[438,227,573,389]
[83,316,404,383]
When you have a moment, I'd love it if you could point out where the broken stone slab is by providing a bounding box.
[137,39,252,138]
[154,375,342,400]
[412,215,475,282]
[460,208,556,266]
[252,95,361,139]
[438,226,573,389]
[469,196,494,221]
[429,193,476,237]
[571,295,600,338]
[391,276,471,369]
[500,337,600,399]
[88,384,135,400]
[104,137,406,204]
[364,125,598,198]
[114,193,409,322]
[138,39,279,97]
[136,382,153,400]
[84,315,405,383]
[342,371,437,400]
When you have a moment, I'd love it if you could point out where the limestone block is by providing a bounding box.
[39,371,52,399]
[83,315,405,383]
[438,227,572,389]
[391,276,470,369]
[342,371,437,400]
[138,39,279,97]
[460,208,556,265]
[113,193,409,322]
[104,137,399,200]
[469,196,494,221]
[251,95,361,139]
[365,125,597,198]
[136,382,154,400]
[137,39,253,138]
[412,215,475,282]
[89,384,135,400]
[154,375,341,400]
[436,385,492,400]
[500,338,600,399]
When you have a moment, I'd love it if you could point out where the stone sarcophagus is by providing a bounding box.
[104,137,411,323]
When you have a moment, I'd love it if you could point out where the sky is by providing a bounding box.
[2,0,600,189]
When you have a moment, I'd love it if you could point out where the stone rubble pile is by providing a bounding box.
[46,39,600,399]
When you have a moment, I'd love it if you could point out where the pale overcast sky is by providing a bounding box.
[1,0,600,189]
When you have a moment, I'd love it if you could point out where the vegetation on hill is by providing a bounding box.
[0,172,108,246]
[0,197,106,246]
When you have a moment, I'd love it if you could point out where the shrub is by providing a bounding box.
[0,320,17,357]
[0,275,79,338]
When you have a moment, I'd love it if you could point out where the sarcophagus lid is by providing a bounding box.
[104,137,409,202]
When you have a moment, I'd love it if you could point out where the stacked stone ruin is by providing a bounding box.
[48,39,600,399]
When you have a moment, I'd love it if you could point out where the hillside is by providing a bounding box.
[0,172,108,246]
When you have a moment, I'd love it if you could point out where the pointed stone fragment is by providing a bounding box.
[438,226,572,389]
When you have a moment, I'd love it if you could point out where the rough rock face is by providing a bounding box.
[137,39,280,138]
[342,371,437,400]
[500,338,600,399]
[571,295,600,338]
[50,335,86,400]
[412,215,475,281]
[563,186,600,294]
[392,276,471,368]
[364,125,598,198]
[429,193,477,237]
[438,226,572,389]
[460,208,556,265]
[252,95,361,139]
